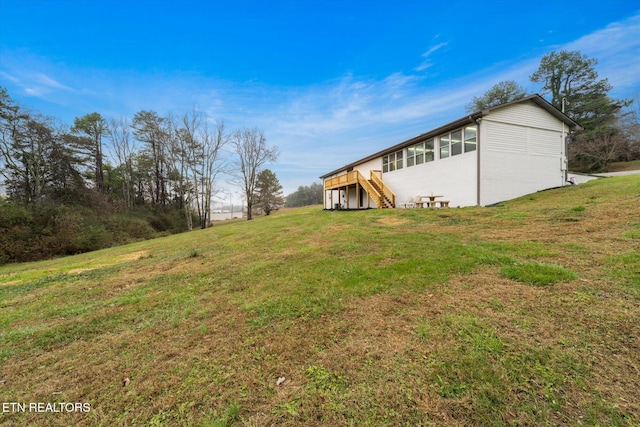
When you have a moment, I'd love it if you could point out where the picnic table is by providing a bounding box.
[415,195,449,208]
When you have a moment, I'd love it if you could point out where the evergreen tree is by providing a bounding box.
[254,169,284,216]
[530,50,628,136]
[71,112,107,192]
[530,50,631,170]
[131,111,170,205]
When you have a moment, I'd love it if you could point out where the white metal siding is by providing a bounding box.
[484,123,527,153]
[483,122,561,157]
[356,157,383,176]
[383,151,478,207]
[529,127,561,156]
[480,103,564,206]
[486,101,563,132]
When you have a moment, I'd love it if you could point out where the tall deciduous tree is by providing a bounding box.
[169,111,200,229]
[170,112,228,229]
[626,94,640,159]
[108,117,137,209]
[254,169,284,216]
[231,127,278,220]
[466,81,527,113]
[72,112,107,191]
[196,120,228,228]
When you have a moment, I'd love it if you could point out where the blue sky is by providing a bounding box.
[1,0,639,198]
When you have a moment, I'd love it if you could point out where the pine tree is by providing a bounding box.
[254,169,284,216]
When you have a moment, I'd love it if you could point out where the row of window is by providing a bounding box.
[383,125,477,173]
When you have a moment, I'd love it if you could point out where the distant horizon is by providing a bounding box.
[2,0,639,200]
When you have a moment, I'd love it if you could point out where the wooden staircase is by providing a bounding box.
[368,177,394,208]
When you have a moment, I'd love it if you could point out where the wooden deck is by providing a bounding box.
[324,170,396,209]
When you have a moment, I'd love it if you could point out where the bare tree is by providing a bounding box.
[230,127,278,220]
[108,117,137,209]
[166,111,229,230]
[196,120,228,228]
[625,94,640,160]
[569,131,628,171]
[170,110,202,230]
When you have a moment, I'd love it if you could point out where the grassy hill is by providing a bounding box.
[1,175,639,426]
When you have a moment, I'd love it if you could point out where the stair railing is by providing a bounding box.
[355,171,383,208]
[370,170,396,208]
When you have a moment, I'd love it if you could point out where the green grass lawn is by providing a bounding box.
[1,175,639,426]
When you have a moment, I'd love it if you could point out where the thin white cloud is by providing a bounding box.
[0,71,20,84]
[415,42,448,71]
[32,72,73,91]
[0,54,76,100]
[421,42,448,58]
[562,12,640,95]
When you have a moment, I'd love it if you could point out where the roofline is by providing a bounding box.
[319,94,582,179]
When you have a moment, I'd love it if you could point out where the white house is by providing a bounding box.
[320,95,582,209]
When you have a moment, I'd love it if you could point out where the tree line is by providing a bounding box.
[285,182,324,207]
[466,50,640,171]
[0,87,279,262]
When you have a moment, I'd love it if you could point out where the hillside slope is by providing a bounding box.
[1,175,639,426]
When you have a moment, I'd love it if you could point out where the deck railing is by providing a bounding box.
[323,170,358,190]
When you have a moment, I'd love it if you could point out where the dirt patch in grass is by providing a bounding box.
[67,266,107,274]
[373,216,410,227]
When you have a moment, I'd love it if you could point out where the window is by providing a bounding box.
[451,130,462,156]
[425,139,434,162]
[407,142,427,167]
[440,134,450,159]
[464,125,477,152]
[416,142,426,164]
[382,150,403,173]
[440,126,476,158]
[392,125,476,172]
[397,151,403,169]
[407,145,416,167]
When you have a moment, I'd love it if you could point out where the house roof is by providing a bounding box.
[319,94,582,179]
